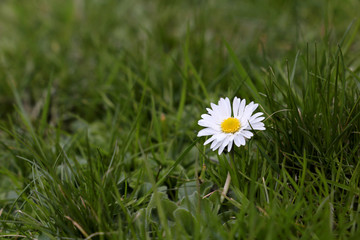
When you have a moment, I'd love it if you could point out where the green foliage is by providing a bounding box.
[0,0,360,239]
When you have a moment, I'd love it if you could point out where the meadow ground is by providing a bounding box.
[0,0,360,239]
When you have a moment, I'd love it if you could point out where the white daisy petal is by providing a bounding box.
[209,138,218,148]
[250,123,266,130]
[198,119,219,130]
[237,99,246,118]
[251,116,265,123]
[249,122,264,128]
[249,112,263,121]
[197,128,217,137]
[239,135,246,145]
[210,102,218,110]
[232,97,240,118]
[241,130,253,139]
[201,113,211,119]
[241,103,258,123]
[210,103,221,116]
[204,135,216,145]
[234,135,241,147]
[212,140,223,151]
[215,133,227,142]
[225,97,231,117]
[201,113,222,125]
[218,144,226,155]
[219,135,231,153]
[227,135,234,152]
[217,98,227,118]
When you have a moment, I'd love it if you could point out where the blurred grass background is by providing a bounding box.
[0,0,360,239]
[1,0,359,121]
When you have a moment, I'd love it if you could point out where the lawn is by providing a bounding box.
[0,0,360,239]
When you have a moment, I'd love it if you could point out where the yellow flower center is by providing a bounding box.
[221,117,241,133]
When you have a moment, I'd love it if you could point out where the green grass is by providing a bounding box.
[0,0,360,239]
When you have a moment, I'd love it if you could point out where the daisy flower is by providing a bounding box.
[198,97,265,154]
